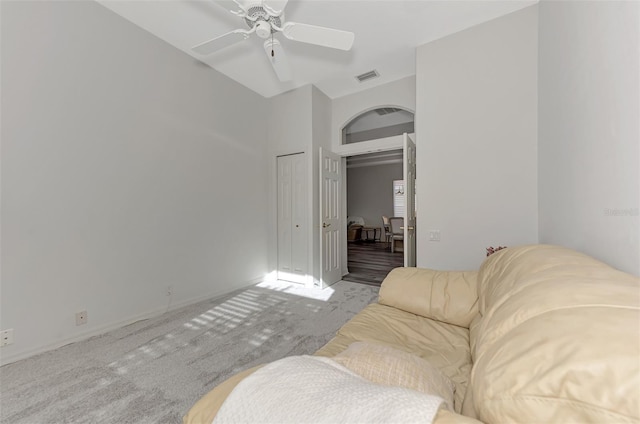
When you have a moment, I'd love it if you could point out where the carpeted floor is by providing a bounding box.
[0,280,379,424]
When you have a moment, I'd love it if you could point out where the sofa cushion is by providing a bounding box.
[470,244,640,423]
[183,364,484,424]
[333,341,456,411]
[379,267,479,328]
[315,303,471,412]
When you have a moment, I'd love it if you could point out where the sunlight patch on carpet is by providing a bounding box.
[257,280,336,301]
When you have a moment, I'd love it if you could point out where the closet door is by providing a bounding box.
[277,153,307,283]
[277,156,293,278]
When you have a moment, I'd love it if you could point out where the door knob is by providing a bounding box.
[323,223,331,228]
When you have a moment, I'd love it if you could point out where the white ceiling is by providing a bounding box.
[97,0,537,99]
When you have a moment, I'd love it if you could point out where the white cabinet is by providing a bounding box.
[277,153,307,283]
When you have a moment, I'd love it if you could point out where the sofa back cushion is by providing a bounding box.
[379,267,478,328]
[469,245,640,423]
[332,341,456,411]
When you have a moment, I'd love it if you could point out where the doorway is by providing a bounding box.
[342,150,404,286]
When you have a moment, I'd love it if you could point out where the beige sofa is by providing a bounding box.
[184,244,640,423]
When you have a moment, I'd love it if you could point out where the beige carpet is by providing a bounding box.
[0,280,379,423]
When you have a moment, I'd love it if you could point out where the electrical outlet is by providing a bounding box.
[76,310,88,326]
[429,230,441,242]
[0,329,14,347]
[166,285,173,297]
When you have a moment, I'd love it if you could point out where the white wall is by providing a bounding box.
[347,164,403,230]
[267,86,313,155]
[538,1,640,276]
[0,1,269,364]
[416,6,539,270]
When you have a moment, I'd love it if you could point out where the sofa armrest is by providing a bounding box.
[379,267,479,328]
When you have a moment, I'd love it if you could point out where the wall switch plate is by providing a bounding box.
[429,230,441,242]
[76,310,88,326]
[0,329,14,347]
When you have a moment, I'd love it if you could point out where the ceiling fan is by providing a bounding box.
[192,0,355,82]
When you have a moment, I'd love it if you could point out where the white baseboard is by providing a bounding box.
[0,277,263,366]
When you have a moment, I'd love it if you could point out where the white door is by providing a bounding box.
[403,133,417,267]
[320,148,342,286]
[277,153,307,283]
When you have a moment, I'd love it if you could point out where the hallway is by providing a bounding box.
[342,241,404,287]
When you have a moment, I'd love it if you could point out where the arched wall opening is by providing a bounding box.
[341,106,415,145]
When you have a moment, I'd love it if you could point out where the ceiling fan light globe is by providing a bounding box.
[255,21,272,39]
[264,39,292,82]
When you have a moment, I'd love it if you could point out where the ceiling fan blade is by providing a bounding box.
[282,22,354,51]
[262,0,288,16]
[212,0,245,15]
[192,29,251,55]
[264,39,292,82]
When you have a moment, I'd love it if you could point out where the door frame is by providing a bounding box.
[403,133,417,267]
[268,150,315,287]
[333,133,415,276]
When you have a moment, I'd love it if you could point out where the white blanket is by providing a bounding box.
[213,355,443,424]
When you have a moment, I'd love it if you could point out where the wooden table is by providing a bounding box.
[361,226,380,242]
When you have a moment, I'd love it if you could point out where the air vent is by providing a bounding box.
[375,107,401,116]
[355,69,379,83]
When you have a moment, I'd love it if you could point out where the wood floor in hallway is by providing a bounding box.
[342,241,404,287]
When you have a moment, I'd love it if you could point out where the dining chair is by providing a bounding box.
[389,217,404,253]
[381,216,392,243]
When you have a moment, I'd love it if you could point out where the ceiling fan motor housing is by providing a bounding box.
[244,5,282,39]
